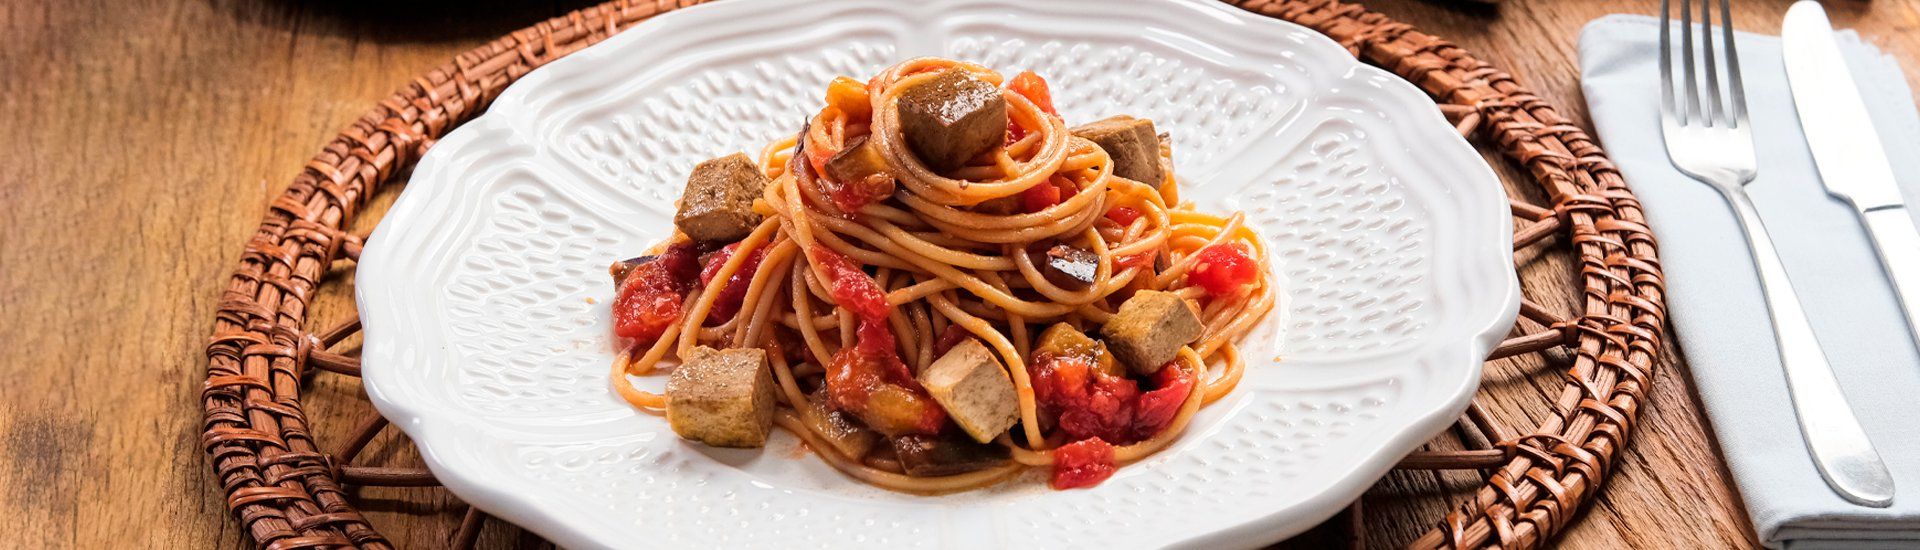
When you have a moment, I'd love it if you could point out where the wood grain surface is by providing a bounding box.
[3,0,1916,548]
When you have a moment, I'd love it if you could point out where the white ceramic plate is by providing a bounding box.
[357,0,1518,547]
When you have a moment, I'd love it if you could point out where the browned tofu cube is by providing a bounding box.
[898,68,1006,171]
[1101,290,1202,375]
[915,338,1018,443]
[673,153,767,242]
[666,346,775,448]
[1072,115,1163,186]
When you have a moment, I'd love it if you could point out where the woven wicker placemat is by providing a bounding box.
[199,0,1666,547]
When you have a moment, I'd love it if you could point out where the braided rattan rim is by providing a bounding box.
[200,0,1667,547]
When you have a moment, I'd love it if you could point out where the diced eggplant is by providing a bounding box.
[917,339,1019,443]
[804,389,881,460]
[1072,115,1163,185]
[1040,244,1097,290]
[665,347,776,448]
[821,134,899,210]
[609,255,655,285]
[898,68,1006,171]
[789,118,813,178]
[674,153,768,242]
[1033,322,1122,377]
[890,432,1012,477]
[1101,290,1203,375]
[860,383,942,437]
[824,134,892,184]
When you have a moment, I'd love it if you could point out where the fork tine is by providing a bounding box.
[1699,0,1723,126]
[1679,0,1701,125]
[1659,0,1676,123]
[1720,0,1748,127]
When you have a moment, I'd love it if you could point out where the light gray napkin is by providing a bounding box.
[1579,13,1920,549]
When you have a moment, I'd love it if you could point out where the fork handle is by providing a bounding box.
[1724,188,1895,507]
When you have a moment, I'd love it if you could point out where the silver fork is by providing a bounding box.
[1658,0,1894,507]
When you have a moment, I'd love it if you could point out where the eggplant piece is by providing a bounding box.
[1033,322,1122,377]
[860,383,944,437]
[788,117,813,179]
[824,134,892,184]
[803,390,881,460]
[890,432,1012,477]
[1040,244,1098,290]
[609,255,655,285]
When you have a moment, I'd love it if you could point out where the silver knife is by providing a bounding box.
[1783,1,1920,353]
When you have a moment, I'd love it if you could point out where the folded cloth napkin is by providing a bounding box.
[1580,14,1920,549]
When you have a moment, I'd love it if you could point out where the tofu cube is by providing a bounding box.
[898,68,1006,171]
[1101,290,1202,375]
[916,338,1019,443]
[666,346,775,448]
[1072,115,1163,186]
[674,153,768,242]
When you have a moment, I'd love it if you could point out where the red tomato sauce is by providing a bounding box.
[698,242,772,324]
[811,245,890,323]
[813,245,947,436]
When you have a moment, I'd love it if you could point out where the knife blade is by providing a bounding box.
[1782,0,1920,350]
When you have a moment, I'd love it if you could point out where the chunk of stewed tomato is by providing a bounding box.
[1006,70,1057,116]
[1050,437,1116,489]
[1030,343,1192,444]
[611,242,701,342]
[1029,352,1144,444]
[1018,176,1079,213]
[1104,206,1143,226]
[1186,242,1258,298]
[1131,363,1193,439]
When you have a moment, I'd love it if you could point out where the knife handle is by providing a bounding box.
[1725,189,1895,508]
[1862,206,1920,350]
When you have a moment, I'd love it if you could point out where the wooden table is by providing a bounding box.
[4,0,1916,547]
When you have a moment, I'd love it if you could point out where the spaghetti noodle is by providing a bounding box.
[607,58,1275,492]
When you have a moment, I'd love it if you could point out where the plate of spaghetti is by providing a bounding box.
[357,0,1518,548]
